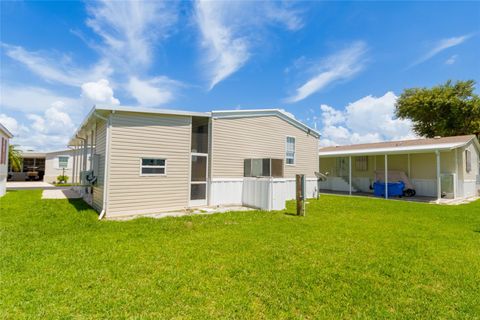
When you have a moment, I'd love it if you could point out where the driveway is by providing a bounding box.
[6,181,56,190]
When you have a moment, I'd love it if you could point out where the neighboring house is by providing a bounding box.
[9,151,46,181]
[318,135,480,201]
[0,123,13,197]
[68,106,320,218]
[9,149,74,183]
[44,150,74,183]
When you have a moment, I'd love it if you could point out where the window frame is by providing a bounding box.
[285,135,296,166]
[57,156,70,169]
[465,150,472,173]
[355,156,368,171]
[139,157,167,176]
[244,158,284,178]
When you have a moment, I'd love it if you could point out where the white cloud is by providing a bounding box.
[411,34,472,67]
[2,102,76,151]
[286,41,368,103]
[27,101,74,136]
[86,0,178,70]
[127,76,181,106]
[317,92,417,146]
[0,114,23,136]
[1,43,112,86]
[81,79,120,107]
[445,54,458,65]
[194,0,304,89]
[0,84,79,113]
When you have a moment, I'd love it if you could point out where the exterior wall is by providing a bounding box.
[0,131,9,197]
[459,141,480,198]
[92,119,107,212]
[106,112,191,217]
[44,149,75,183]
[211,115,319,179]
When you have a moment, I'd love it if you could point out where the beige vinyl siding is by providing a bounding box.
[106,112,191,217]
[92,119,107,212]
[211,116,319,178]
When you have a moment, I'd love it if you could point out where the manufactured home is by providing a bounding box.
[8,149,75,183]
[0,123,13,197]
[318,135,480,202]
[68,107,320,218]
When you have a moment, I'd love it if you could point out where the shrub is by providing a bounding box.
[57,175,69,184]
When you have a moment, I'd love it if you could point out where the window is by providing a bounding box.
[465,150,471,173]
[58,156,69,169]
[244,158,283,177]
[286,136,295,165]
[355,156,368,171]
[141,158,166,175]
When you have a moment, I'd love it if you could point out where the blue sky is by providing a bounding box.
[1,1,479,150]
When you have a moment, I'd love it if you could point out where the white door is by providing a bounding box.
[190,154,208,206]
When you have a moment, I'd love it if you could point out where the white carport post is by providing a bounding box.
[72,145,77,184]
[454,148,458,199]
[384,154,388,199]
[436,150,441,202]
[348,156,352,195]
[82,137,88,172]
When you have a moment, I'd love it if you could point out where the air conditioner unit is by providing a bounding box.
[80,170,97,186]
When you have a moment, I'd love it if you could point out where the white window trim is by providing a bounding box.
[285,135,296,166]
[465,149,472,173]
[57,155,71,170]
[139,157,167,177]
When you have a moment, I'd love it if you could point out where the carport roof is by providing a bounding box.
[318,135,479,156]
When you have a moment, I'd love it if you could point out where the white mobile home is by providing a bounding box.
[318,135,480,202]
[9,149,74,183]
[0,123,13,197]
[68,107,320,218]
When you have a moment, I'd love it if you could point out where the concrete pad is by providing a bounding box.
[7,181,54,190]
[42,189,82,199]
[110,205,254,221]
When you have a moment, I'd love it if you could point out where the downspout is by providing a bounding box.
[93,111,111,220]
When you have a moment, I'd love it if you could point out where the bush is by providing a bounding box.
[57,175,69,184]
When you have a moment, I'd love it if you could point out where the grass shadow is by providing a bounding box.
[284,212,302,217]
[67,198,98,215]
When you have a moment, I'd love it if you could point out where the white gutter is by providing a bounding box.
[92,111,111,220]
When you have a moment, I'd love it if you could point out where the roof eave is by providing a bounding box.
[318,143,464,157]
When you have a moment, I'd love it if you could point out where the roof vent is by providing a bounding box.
[434,136,442,139]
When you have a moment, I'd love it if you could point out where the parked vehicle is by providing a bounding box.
[26,166,40,181]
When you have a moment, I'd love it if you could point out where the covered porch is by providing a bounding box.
[319,142,463,203]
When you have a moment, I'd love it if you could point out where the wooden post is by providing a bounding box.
[296,174,305,216]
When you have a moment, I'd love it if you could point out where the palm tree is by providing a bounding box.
[8,144,22,172]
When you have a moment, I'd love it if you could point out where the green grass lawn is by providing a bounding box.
[1,190,479,319]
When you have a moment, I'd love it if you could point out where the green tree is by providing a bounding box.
[395,80,480,138]
[8,144,22,172]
